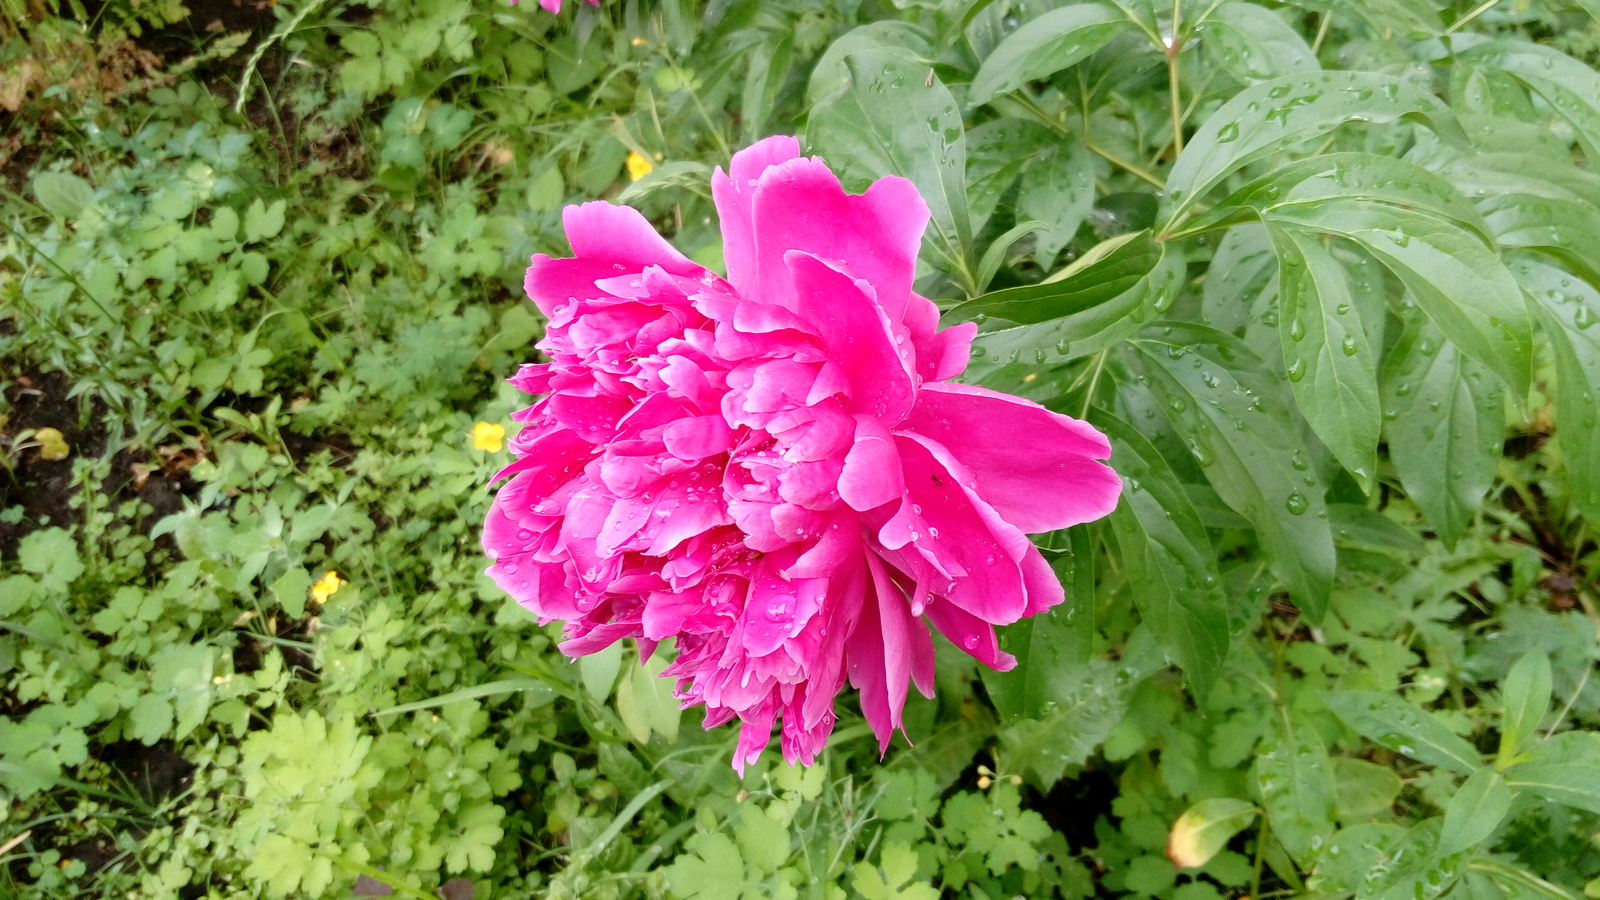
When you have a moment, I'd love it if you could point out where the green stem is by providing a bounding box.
[1446,0,1498,34]
[1168,0,1184,156]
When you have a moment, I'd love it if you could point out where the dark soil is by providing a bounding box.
[0,368,202,560]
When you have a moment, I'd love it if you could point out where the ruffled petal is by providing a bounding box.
[713,135,804,297]
[902,382,1121,533]
[784,250,915,424]
[745,157,928,321]
[563,201,703,277]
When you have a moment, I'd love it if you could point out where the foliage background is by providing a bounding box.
[3,0,1600,897]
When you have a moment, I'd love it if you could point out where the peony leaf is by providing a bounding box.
[1513,257,1600,525]
[986,526,1096,720]
[1097,411,1229,700]
[1461,42,1600,168]
[1124,323,1335,620]
[1198,2,1318,84]
[1162,71,1465,230]
[968,3,1133,105]
[1504,732,1600,815]
[1379,315,1503,549]
[807,49,971,278]
[1270,199,1531,400]
[1265,223,1381,493]
[1018,137,1095,269]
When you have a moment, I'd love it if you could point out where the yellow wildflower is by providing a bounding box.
[34,427,70,461]
[472,421,506,452]
[626,152,654,182]
[310,571,345,605]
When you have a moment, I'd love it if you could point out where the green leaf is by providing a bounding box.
[966,118,1056,233]
[1018,138,1095,267]
[1265,224,1380,492]
[1379,316,1504,549]
[964,234,1181,379]
[33,171,94,219]
[968,3,1133,104]
[1185,153,1491,241]
[1165,798,1258,869]
[987,526,1095,720]
[1331,756,1404,821]
[667,832,746,900]
[1097,412,1229,699]
[1482,193,1600,289]
[1504,732,1600,814]
[1469,858,1587,900]
[129,692,174,745]
[18,527,84,591]
[1315,0,1440,37]
[1363,819,1469,900]
[1254,714,1336,866]
[270,567,312,619]
[243,198,287,243]
[1329,504,1426,557]
[734,803,790,875]
[579,642,623,702]
[1270,201,1531,399]
[998,657,1131,785]
[855,842,939,900]
[150,644,215,741]
[952,230,1163,325]
[1163,71,1465,229]
[1321,690,1481,774]
[1308,823,1407,893]
[1497,648,1553,766]
[1202,224,1278,336]
[1440,767,1512,855]
[1461,42,1600,167]
[1198,2,1319,84]
[808,49,970,275]
[1513,258,1600,524]
[617,650,680,745]
[1124,323,1336,620]
[807,21,932,103]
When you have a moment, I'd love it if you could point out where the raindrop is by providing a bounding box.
[1285,491,1310,515]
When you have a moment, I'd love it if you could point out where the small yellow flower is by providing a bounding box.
[626,152,654,182]
[34,427,70,461]
[630,36,647,46]
[310,570,345,605]
[472,421,506,452]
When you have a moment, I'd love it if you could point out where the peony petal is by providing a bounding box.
[744,157,929,321]
[562,201,703,277]
[884,433,1034,624]
[713,135,805,297]
[784,251,916,424]
[662,414,736,459]
[902,382,1121,532]
[837,415,904,512]
[923,599,1015,672]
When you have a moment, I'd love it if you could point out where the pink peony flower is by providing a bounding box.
[483,135,1122,771]
[512,0,597,11]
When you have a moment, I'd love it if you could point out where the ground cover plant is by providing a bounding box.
[2,0,1600,898]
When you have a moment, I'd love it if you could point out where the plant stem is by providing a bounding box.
[1168,0,1184,156]
[1446,0,1499,34]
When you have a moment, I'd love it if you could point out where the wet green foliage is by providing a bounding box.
[3,0,1600,898]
